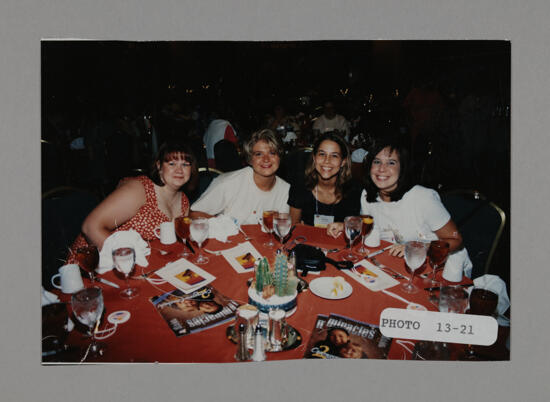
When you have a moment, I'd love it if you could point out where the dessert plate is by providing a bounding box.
[309,277,352,300]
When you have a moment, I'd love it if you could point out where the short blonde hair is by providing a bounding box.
[243,129,283,163]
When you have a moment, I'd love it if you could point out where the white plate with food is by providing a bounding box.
[309,277,352,300]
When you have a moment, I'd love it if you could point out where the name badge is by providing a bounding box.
[314,214,334,228]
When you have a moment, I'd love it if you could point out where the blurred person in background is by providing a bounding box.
[313,100,350,140]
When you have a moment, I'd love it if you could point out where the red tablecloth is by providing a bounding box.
[49,224,491,363]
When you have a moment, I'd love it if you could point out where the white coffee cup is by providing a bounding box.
[365,227,381,247]
[51,264,85,294]
[154,221,177,244]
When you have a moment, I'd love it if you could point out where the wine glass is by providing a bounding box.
[262,210,276,248]
[174,216,192,258]
[357,215,374,255]
[190,217,209,264]
[75,245,99,283]
[112,247,139,299]
[71,286,106,357]
[343,216,362,262]
[402,241,428,294]
[273,212,292,248]
[462,286,499,360]
[427,240,450,285]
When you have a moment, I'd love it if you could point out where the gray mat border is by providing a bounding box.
[1,0,547,401]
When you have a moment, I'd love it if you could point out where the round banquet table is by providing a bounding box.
[45,224,509,363]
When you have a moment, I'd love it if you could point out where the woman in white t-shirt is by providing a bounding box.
[327,136,470,271]
[190,129,290,225]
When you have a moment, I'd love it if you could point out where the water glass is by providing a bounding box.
[71,286,106,357]
[190,218,209,264]
[113,247,138,299]
[274,212,291,247]
[401,241,428,294]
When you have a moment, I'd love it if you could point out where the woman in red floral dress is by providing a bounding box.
[67,140,197,261]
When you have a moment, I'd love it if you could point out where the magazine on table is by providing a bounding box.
[150,285,240,336]
[303,314,392,359]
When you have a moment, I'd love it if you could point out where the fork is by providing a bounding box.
[370,257,409,280]
[238,227,254,241]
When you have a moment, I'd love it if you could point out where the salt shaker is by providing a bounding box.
[251,325,266,362]
[287,251,297,277]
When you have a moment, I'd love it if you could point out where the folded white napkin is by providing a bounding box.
[468,274,510,326]
[442,248,473,281]
[98,230,150,273]
[207,215,239,242]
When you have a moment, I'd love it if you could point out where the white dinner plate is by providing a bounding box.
[309,277,353,300]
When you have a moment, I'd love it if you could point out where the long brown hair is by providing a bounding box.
[304,132,352,201]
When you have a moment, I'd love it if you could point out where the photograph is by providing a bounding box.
[41,39,510,364]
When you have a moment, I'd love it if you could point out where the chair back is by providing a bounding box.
[214,139,242,172]
[42,187,99,289]
[187,167,223,204]
[440,189,506,279]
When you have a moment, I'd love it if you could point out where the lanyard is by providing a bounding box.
[314,186,336,216]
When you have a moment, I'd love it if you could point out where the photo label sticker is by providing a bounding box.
[379,308,498,346]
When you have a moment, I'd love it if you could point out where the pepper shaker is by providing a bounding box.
[235,323,250,361]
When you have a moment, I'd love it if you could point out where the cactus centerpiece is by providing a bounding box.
[248,254,298,315]
[273,253,288,296]
[255,257,272,293]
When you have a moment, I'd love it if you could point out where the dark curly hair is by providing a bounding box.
[363,133,412,202]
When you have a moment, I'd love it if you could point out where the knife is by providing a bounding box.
[423,284,470,292]
[366,245,393,259]
[97,277,120,289]
[185,239,196,254]
[79,267,120,288]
